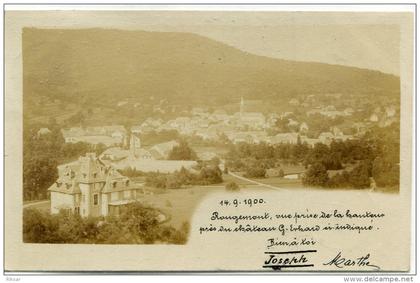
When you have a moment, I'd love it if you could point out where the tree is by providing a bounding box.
[197,166,223,184]
[225,181,240,192]
[302,163,329,187]
[23,203,189,244]
[322,152,343,170]
[348,161,371,189]
[244,167,266,178]
[372,157,399,187]
[168,140,197,160]
[165,174,182,189]
[326,171,350,188]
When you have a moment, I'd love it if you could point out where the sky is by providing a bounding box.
[8,10,403,75]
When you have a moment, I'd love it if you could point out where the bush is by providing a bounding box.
[168,140,197,160]
[244,167,266,178]
[302,163,329,187]
[326,171,350,188]
[372,157,399,187]
[23,203,189,244]
[225,181,240,192]
[348,161,371,189]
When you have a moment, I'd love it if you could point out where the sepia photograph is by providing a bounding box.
[4,5,415,273]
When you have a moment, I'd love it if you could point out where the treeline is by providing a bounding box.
[271,113,348,138]
[23,121,106,201]
[302,161,372,189]
[146,165,223,189]
[23,202,189,244]
[224,124,399,190]
[167,140,198,161]
[121,165,223,190]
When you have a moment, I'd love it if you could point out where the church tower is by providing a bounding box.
[129,134,141,160]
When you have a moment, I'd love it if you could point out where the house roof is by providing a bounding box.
[38,128,51,135]
[151,140,178,157]
[49,153,131,195]
[61,125,126,138]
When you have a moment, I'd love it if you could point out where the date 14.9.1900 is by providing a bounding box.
[219,198,266,208]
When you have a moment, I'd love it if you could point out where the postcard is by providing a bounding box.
[4,5,415,273]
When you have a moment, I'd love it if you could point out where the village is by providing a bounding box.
[58,95,398,154]
[25,94,399,222]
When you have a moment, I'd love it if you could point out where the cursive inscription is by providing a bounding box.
[262,250,316,270]
[323,252,380,270]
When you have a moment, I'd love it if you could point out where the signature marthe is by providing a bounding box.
[323,252,380,270]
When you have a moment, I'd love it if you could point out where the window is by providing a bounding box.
[75,207,80,215]
[113,182,117,188]
[93,173,97,178]
[126,180,130,187]
[93,194,99,205]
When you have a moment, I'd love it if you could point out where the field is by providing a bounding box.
[138,186,224,229]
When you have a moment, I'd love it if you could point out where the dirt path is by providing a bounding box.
[227,172,288,191]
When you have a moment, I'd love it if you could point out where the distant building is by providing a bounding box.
[344,107,355,116]
[149,140,179,160]
[369,114,379,122]
[117,101,128,107]
[289,98,299,106]
[284,173,300,180]
[226,131,268,144]
[101,147,130,161]
[112,159,197,174]
[131,125,143,134]
[191,107,207,116]
[269,133,299,145]
[240,112,266,127]
[48,153,144,217]
[61,125,127,146]
[288,119,299,127]
[331,126,343,137]
[300,136,320,147]
[37,127,51,137]
[299,122,309,133]
[385,106,396,118]
[318,132,335,144]
[100,134,152,162]
[265,168,283,178]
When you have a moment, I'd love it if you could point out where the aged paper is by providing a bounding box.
[4,8,414,272]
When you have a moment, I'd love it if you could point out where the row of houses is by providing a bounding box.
[61,125,127,146]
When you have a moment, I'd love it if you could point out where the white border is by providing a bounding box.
[3,4,416,12]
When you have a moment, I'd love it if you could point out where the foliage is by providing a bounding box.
[372,157,399,187]
[224,124,399,191]
[302,163,329,187]
[23,203,189,244]
[326,171,351,188]
[225,181,240,192]
[244,167,267,179]
[168,140,198,161]
[144,166,223,189]
[348,161,372,189]
[23,121,108,201]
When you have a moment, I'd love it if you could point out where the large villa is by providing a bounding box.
[48,153,144,217]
